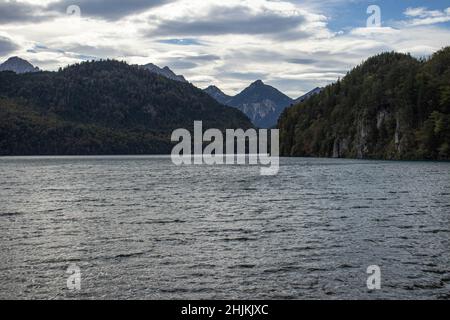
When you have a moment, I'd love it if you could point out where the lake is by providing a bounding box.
[0,156,449,299]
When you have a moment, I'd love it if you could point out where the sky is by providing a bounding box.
[0,0,450,98]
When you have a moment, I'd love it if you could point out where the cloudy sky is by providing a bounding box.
[0,0,450,97]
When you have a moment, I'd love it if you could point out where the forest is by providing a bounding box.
[278,47,450,160]
[0,60,252,155]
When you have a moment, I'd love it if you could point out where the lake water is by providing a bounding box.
[0,156,449,300]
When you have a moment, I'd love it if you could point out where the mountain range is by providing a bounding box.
[0,60,251,155]
[204,82,322,128]
[3,47,446,160]
[0,56,321,129]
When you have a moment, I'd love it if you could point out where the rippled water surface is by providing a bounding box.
[0,156,449,299]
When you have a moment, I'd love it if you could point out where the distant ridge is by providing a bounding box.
[204,80,294,128]
[204,85,232,105]
[294,87,323,104]
[141,63,188,83]
[0,57,40,74]
[0,59,252,156]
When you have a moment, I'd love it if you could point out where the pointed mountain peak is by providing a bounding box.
[228,80,293,128]
[251,80,265,86]
[141,62,188,83]
[5,56,19,62]
[0,56,40,74]
[204,84,232,105]
[205,85,223,93]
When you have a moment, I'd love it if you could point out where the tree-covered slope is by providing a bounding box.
[278,47,450,160]
[0,60,252,155]
[0,98,173,155]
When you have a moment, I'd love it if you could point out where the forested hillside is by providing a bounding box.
[279,47,450,160]
[0,60,252,155]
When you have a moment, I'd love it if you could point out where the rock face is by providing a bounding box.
[279,48,450,160]
[141,63,188,83]
[0,57,40,74]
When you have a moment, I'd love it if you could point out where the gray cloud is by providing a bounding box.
[164,60,198,70]
[0,36,19,56]
[286,57,351,71]
[286,58,318,65]
[269,78,334,99]
[224,48,286,62]
[25,43,150,63]
[219,71,269,81]
[159,54,221,70]
[0,0,171,25]
[0,0,54,24]
[59,44,141,58]
[149,5,307,37]
[160,54,220,70]
[187,54,221,62]
[57,44,104,56]
[49,0,171,20]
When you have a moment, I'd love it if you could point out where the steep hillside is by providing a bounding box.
[279,48,450,160]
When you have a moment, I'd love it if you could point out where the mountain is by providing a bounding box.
[294,87,323,104]
[141,63,188,83]
[204,85,232,105]
[0,56,40,74]
[228,80,293,128]
[279,47,450,160]
[0,60,252,155]
[213,80,293,128]
[204,82,326,128]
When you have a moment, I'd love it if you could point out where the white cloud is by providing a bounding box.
[403,6,450,26]
[1,0,450,97]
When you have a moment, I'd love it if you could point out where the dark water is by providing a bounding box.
[0,156,449,300]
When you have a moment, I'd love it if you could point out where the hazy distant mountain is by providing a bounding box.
[226,80,293,128]
[294,87,323,104]
[0,57,40,74]
[141,63,187,83]
[204,85,232,105]
[203,82,325,128]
